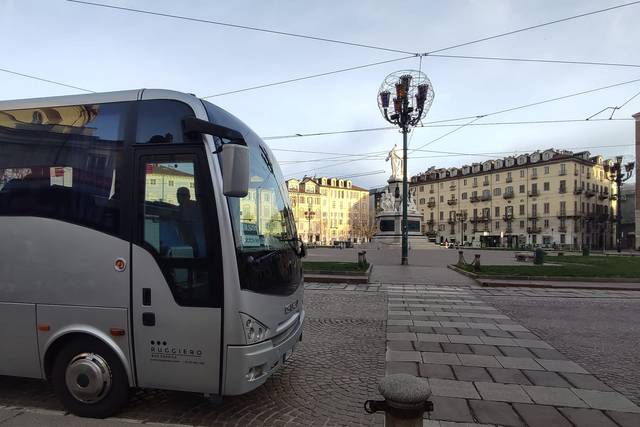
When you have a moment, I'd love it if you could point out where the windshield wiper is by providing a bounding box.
[247,250,279,265]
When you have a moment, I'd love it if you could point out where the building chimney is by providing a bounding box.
[634,112,640,249]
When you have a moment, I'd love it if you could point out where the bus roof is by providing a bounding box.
[0,89,202,111]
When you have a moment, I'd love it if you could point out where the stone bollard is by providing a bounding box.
[358,251,368,267]
[457,250,467,266]
[364,374,433,427]
[471,254,481,272]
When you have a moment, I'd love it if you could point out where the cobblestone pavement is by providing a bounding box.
[0,290,386,426]
[477,287,640,406]
[384,284,640,427]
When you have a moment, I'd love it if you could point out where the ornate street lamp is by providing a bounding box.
[603,156,634,252]
[378,70,435,265]
[304,205,316,244]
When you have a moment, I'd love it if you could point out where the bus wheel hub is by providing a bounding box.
[65,353,112,403]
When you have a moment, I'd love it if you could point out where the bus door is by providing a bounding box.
[131,146,224,393]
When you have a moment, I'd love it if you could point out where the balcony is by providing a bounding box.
[447,199,458,206]
[528,190,539,197]
[503,214,514,221]
[427,201,436,208]
[470,216,480,223]
[585,190,595,198]
[470,196,480,203]
[559,187,567,194]
[426,230,437,237]
[527,227,542,234]
[449,184,456,191]
[557,211,567,218]
[505,227,513,234]
[530,174,538,180]
[429,189,434,194]
[529,213,538,219]
[559,170,567,176]
[483,181,490,187]
[472,183,478,188]
[598,214,610,222]
[573,187,583,195]
[574,169,579,176]
[426,219,435,225]
[505,176,513,183]
[585,213,595,221]
[598,194,608,201]
[503,192,514,199]
[480,215,491,222]
[559,226,567,232]
[480,194,492,201]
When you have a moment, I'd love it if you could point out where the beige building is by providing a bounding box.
[286,176,370,244]
[411,149,618,250]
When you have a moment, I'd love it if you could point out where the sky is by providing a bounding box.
[1,0,640,189]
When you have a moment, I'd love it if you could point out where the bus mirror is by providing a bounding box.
[221,143,249,197]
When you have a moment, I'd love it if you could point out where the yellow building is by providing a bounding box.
[411,149,618,250]
[286,176,370,244]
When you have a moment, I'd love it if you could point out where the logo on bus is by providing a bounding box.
[284,300,299,315]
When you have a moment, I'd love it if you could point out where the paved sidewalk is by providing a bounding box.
[384,284,640,427]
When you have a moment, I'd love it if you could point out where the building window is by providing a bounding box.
[520,220,525,229]
[439,211,444,220]
[463,179,467,185]
[440,195,444,202]
[544,219,549,228]
[493,188,501,196]
[519,184,525,193]
[519,205,525,215]
[520,170,525,178]
[495,206,500,217]
[419,198,425,205]
[495,174,500,182]
[543,182,550,191]
[560,234,566,244]
[544,166,550,174]
[544,203,549,214]
[495,221,500,229]
[461,192,467,200]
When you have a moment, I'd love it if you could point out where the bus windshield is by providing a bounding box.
[203,101,302,295]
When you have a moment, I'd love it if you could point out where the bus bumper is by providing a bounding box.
[223,309,304,395]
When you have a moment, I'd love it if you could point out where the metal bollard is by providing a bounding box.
[365,374,433,426]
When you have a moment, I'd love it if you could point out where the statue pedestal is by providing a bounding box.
[372,179,434,249]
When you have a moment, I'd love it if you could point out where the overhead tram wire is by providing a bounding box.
[426,54,640,69]
[264,118,633,141]
[66,0,417,55]
[422,0,640,55]
[203,55,415,98]
[280,144,635,168]
[0,67,95,93]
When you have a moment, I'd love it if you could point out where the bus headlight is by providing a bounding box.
[240,313,269,345]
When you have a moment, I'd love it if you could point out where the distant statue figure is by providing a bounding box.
[386,144,403,181]
[407,188,418,213]
[380,188,395,212]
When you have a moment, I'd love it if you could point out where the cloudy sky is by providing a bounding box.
[2,0,640,188]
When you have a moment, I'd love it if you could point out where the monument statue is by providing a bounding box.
[385,144,403,181]
[380,188,395,212]
[407,188,418,213]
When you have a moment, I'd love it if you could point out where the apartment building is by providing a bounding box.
[411,149,618,249]
[286,176,370,244]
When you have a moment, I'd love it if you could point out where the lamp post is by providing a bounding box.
[304,205,316,244]
[603,156,634,252]
[378,70,435,265]
[456,211,467,248]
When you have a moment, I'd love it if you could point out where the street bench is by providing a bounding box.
[515,252,534,262]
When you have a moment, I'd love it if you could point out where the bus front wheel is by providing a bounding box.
[51,338,129,418]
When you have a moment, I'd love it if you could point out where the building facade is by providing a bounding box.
[286,176,370,244]
[411,149,618,250]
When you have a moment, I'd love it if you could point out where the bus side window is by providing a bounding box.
[140,154,216,307]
